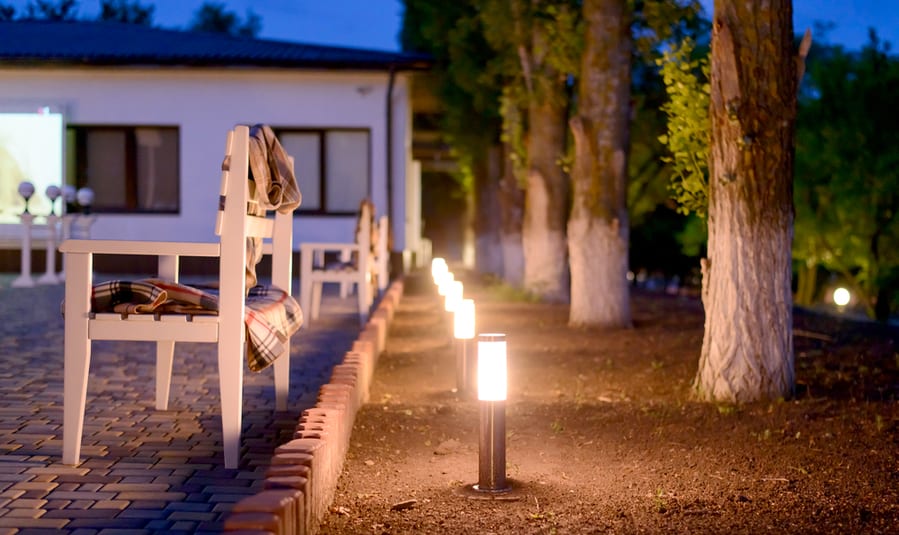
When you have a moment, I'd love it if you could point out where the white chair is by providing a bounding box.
[374,215,389,293]
[300,201,385,325]
[60,125,299,469]
[335,213,389,298]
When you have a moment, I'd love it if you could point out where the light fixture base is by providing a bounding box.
[455,479,525,501]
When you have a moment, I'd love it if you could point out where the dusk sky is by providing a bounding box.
[5,0,898,52]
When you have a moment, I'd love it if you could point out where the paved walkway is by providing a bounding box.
[0,275,361,534]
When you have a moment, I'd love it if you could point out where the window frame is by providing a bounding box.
[67,124,181,215]
[273,127,372,217]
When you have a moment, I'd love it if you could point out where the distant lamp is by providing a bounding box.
[474,333,510,494]
[445,280,463,313]
[76,187,94,214]
[431,257,448,283]
[18,181,35,214]
[45,185,61,216]
[437,271,454,297]
[453,299,475,393]
[62,185,77,206]
[833,287,851,308]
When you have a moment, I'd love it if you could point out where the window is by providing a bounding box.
[66,126,180,213]
[276,128,370,215]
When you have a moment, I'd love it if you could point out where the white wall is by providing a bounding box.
[0,66,414,252]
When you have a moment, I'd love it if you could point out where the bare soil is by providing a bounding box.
[319,271,899,534]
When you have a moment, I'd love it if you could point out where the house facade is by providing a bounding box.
[0,20,430,272]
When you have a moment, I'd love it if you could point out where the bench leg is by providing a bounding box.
[273,342,289,412]
[155,341,175,410]
[218,339,245,469]
[339,249,351,298]
[311,281,323,321]
[299,251,313,323]
[63,253,92,466]
[357,278,370,325]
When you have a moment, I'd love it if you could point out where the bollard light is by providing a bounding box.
[453,299,475,393]
[454,299,475,340]
[437,271,454,297]
[445,280,463,313]
[431,257,448,283]
[475,333,509,493]
[477,333,507,402]
[76,187,94,215]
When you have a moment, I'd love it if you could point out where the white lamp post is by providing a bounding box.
[453,299,475,393]
[37,185,62,285]
[12,182,36,288]
[475,333,510,493]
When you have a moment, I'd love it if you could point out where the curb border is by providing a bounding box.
[223,278,405,534]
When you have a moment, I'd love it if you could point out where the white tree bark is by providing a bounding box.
[501,232,525,288]
[694,1,796,402]
[567,0,632,327]
[568,216,630,326]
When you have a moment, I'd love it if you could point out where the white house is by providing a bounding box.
[0,20,431,273]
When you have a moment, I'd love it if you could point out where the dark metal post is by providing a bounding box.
[477,400,507,491]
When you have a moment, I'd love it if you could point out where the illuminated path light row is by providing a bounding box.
[430,257,515,496]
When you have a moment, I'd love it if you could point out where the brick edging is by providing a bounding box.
[223,278,405,534]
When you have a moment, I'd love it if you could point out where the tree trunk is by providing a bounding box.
[522,23,569,303]
[475,146,504,276]
[695,0,797,402]
[794,261,817,307]
[568,0,632,327]
[499,141,525,287]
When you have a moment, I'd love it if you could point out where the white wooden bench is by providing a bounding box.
[60,125,301,469]
[299,200,388,325]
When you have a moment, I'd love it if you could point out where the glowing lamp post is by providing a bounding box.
[431,257,448,284]
[12,182,37,287]
[444,280,463,313]
[443,280,463,340]
[453,299,475,393]
[437,271,454,297]
[475,333,510,493]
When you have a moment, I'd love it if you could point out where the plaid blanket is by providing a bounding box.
[88,279,303,372]
[244,124,302,288]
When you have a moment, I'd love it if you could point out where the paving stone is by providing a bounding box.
[1,282,368,533]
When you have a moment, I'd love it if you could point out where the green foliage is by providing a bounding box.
[499,86,528,187]
[99,0,153,25]
[24,0,78,20]
[627,1,708,228]
[656,38,709,217]
[189,2,260,37]
[794,33,899,318]
[0,3,15,20]
[402,0,501,193]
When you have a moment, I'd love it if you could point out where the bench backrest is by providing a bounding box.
[215,126,295,295]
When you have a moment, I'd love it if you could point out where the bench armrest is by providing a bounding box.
[60,239,220,257]
[299,242,361,254]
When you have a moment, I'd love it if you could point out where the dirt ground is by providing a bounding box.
[319,271,899,534]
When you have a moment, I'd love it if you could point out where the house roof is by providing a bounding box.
[0,20,431,71]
